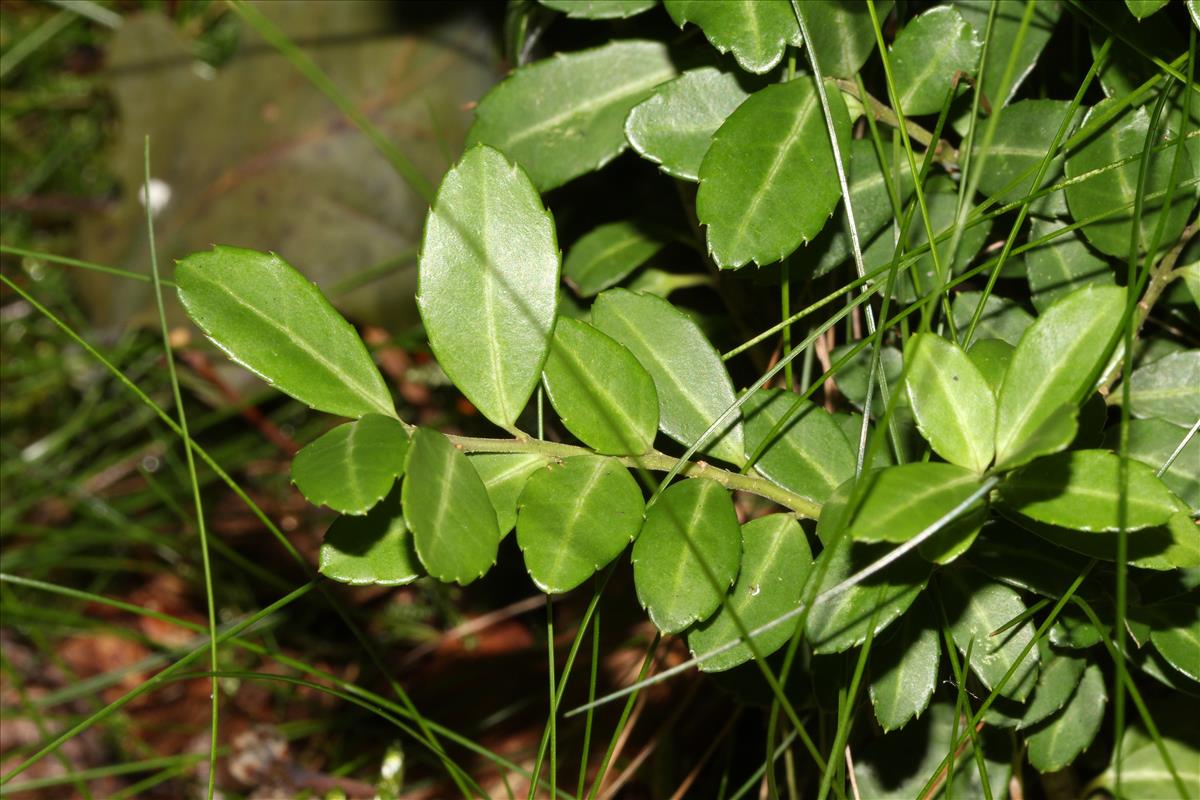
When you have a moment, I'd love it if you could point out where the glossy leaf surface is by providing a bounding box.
[1111,418,1200,511]
[1064,102,1195,257]
[905,333,996,473]
[967,338,1014,396]
[543,317,659,455]
[975,100,1077,205]
[540,0,656,18]
[941,568,1040,701]
[799,0,891,78]
[467,40,677,190]
[689,514,812,672]
[743,390,855,506]
[291,414,409,515]
[175,246,394,419]
[562,220,664,297]
[625,67,752,182]
[955,0,1061,108]
[1026,663,1106,771]
[1147,602,1200,682]
[1024,218,1115,313]
[807,481,932,653]
[994,285,1125,467]
[632,479,741,634]
[470,453,550,537]
[517,456,644,593]
[593,289,743,465]
[417,145,559,430]
[1020,646,1086,729]
[663,0,800,74]
[1001,449,1179,532]
[1127,350,1200,427]
[402,428,501,585]
[869,599,940,732]
[889,6,981,116]
[698,77,851,268]
[319,487,421,586]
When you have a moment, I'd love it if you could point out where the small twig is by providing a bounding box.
[832,77,960,164]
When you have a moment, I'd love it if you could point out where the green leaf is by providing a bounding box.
[951,291,1034,348]
[743,389,855,506]
[319,486,421,586]
[697,77,851,268]
[994,285,1125,467]
[968,521,1092,598]
[1108,418,1200,512]
[592,289,744,465]
[905,333,996,473]
[831,344,905,418]
[663,0,801,74]
[1026,663,1106,771]
[890,189,992,303]
[807,480,932,653]
[1125,0,1171,19]
[1024,217,1115,313]
[955,0,1061,108]
[562,220,665,297]
[402,428,501,585]
[516,455,644,593]
[1002,506,1200,571]
[466,40,677,191]
[967,338,1014,396]
[1019,645,1086,729]
[975,100,1078,206]
[854,703,1013,800]
[869,598,940,732]
[798,1,892,79]
[1126,350,1200,427]
[688,514,813,672]
[543,317,659,455]
[417,145,559,430]
[1064,101,1196,258]
[1191,0,1200,31]
[848,463,987,565]
[470,453,550,537]
[291,415,409,515]
[175,246,394,419]
[1103,701,1200,800]
[1147,602,1200,682]
[1000,449,1180,532]
[632,479,741,634]
[539,0,657,19]
[625,67,753,182]
[940,567,1040,701]
[801,138,916,277]
[889,6,981,116]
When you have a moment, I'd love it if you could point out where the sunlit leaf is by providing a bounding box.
[291,415,409,515]
[516,455,644,593]
[543,317,659,455]
[1000,449,1179,532]
[743,390,855,506]
[940,566,1040,701]
[1125,0,1170,19]
[1108,418,1200,512]
[417,145,559,430]
[698,77,851,268]
[889,6,981,116]
[1064,101,1196,258]
[663,0,800,74]
[467,40,677,190]
[1125,350,1200,427]
[632,478,741,634]
[967,338,1014,396]
[994,285,1125,467]
[905,333,996,473]
[625,67,752,182]
[798,0,892,79]
[593,288,743,465]
[175,246,394,419]
[689,514,812,672]
[402,428,501,585]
